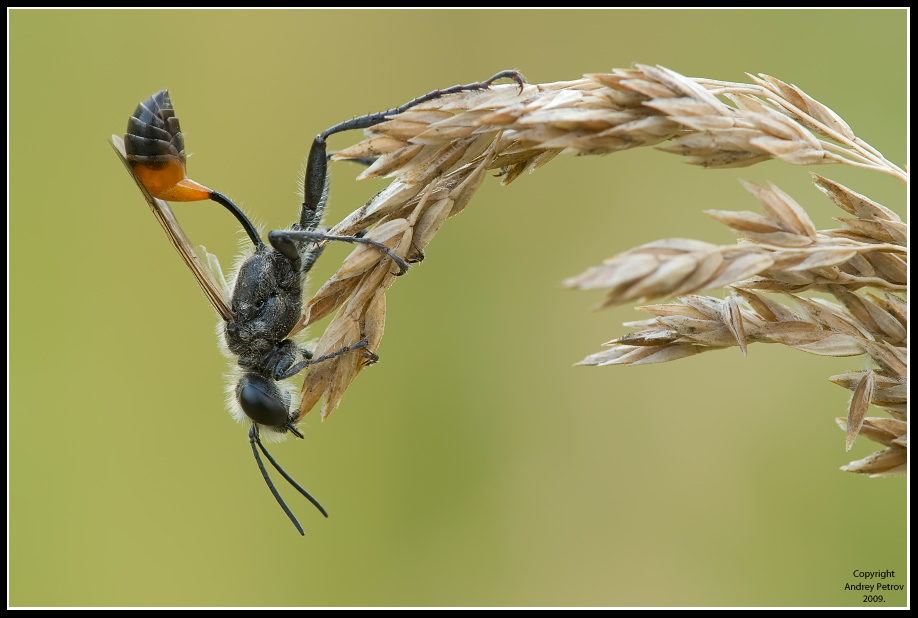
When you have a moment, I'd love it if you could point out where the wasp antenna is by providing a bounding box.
[209,191,265,249]
[248,426,305,535]
[251,426,329,519]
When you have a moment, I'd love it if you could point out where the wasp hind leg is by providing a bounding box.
[299,70,527,229]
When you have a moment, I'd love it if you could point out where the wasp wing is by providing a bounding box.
[110,135,235,323]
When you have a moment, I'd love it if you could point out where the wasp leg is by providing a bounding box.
[281,223,376,279]
[269,229,410,276]
[361,349,380,365]
[261,337,362,382]
[300,227,372,273]
[327,150,379,169]
[340,156,379,167]
[258,339,307,381]
[273,338,370,381]
[300,70,527,230]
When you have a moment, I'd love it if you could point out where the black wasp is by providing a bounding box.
[110,70,525,535]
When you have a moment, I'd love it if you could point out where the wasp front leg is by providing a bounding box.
[272,338,371,381]
[258,339,310,382]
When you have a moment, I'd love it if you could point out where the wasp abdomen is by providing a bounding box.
[124,90,185,166]
[122,90,211,201]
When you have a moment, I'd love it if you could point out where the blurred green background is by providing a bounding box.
[9,9,906,607]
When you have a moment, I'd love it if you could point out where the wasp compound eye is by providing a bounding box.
[123,90,212,202]
[236,374,291,428]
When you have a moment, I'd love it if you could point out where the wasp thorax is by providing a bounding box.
[226,248,303,368]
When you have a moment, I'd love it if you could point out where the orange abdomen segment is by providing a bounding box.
[123,90,211,201]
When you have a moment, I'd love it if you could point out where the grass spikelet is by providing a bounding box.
[298,65,905,476]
